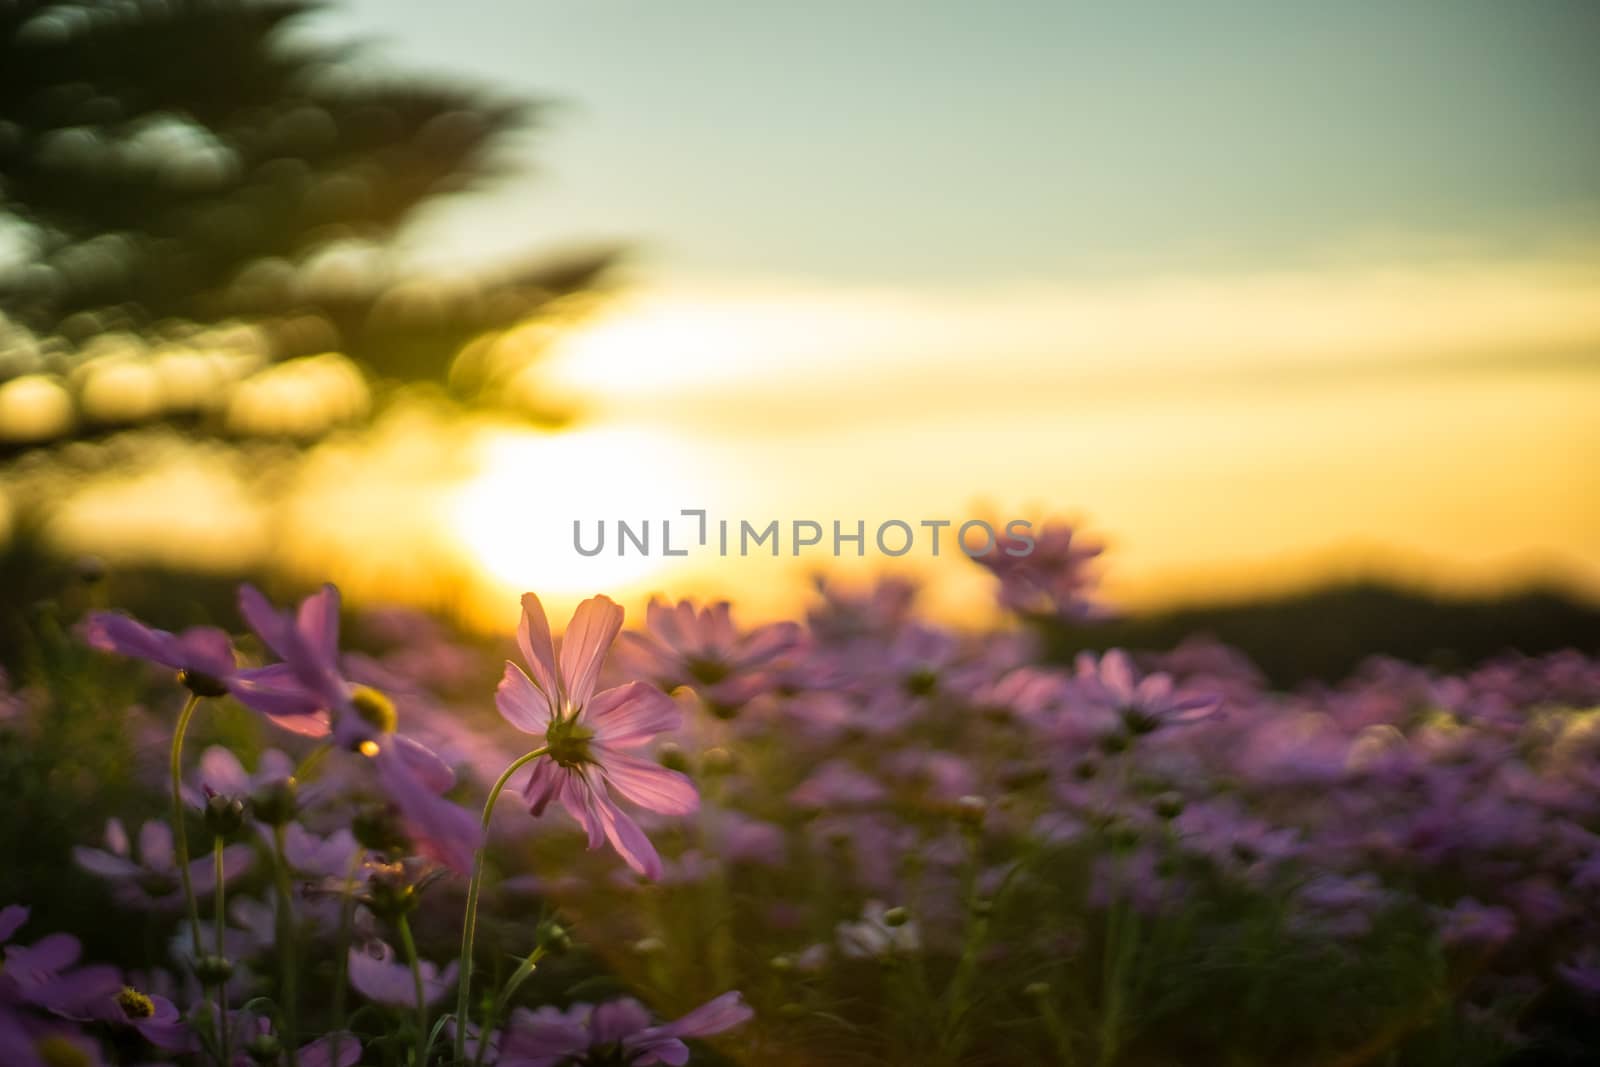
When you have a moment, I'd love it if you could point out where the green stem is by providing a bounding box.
[397,913,428,1067]
[214,837,231,1067]
[329,849,364,1067]
[270,824,300,1067]
[475,946,546,1067]
[169,693,204,957]
[453,747,548,1065]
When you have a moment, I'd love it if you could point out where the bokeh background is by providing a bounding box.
[2,0,1596,646]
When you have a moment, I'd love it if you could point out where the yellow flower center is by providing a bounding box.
[117,985,156,1019]
[349,685,397,734]
[35,1036,92,1067]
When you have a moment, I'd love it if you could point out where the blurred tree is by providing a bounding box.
[0,0,614,455]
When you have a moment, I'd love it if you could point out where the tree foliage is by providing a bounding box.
[0,0,613,454]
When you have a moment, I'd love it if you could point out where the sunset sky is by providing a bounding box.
[41,3,1600,626]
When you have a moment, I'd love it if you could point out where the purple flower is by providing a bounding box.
[236,584,479,873]
[226,1011,361,1067]
[1556,949,1600,999]
[81,612,237,696]
[497,593,697,879]
[1435,898,1517,950]
[500,991,752,1067]
[72,819,251,911]
[1074,650,1221,737]
[622,598,802,711]
[0,915,119,1024]
[348,940,458,1008]
[108,986,191,1051]
[789,760,887,811]
[0,1011,107,1067]
[973,520,1105,622]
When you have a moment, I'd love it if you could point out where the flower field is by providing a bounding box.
[1,531,1598,1066]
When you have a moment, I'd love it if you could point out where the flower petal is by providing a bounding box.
[199,745,249,796]
[587,682,680,748]
[590,782,663,879]
[559,595,624,709]
[82,612,180,668]
[522,758,564,817]
[497,662,556,736]
[517,592,563,704]
[597,749,698,816]
[296,584,342,665]
[646,990,754,1041]
[139,821,175,872]
[373,746,477,874]
[393,735,456,795]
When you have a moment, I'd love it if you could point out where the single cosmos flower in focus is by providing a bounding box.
[235,583,479,873]
[497,593,697,879]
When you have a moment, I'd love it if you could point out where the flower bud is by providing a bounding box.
[536,918,573,956]
[1023,980,1051,999]
[195,955,234,984]
[178,669,229,698]
[882,906,910,928]
[1152,792,1185,821]
[902,668,938,697]
[250,777,299,827]
[365,862,418,920]
[656,743,690,774]
[777,1002,807,1020]
[204,793,248,839]
[1098,731,1131,755]
[246,1032,283,1064]
[631,937,665,956]
[75,555,106,585]
[353,805,409,854]
[953,795,987,829]
[769,954,795,974]
[700,747,736,775]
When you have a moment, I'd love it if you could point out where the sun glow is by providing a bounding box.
[446,425,715,616]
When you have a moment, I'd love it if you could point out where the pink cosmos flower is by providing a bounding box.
[496,594,697,879]
[1074,649,1222,738]
[621,597,802,712]
[974,520,1106,622]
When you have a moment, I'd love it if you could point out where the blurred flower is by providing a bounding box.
[347,940,458,1008]
[80,612,237,696]
[623,597,802,712]
[1074,650,1221,738]
[108,986,190,1051]
[789,760,887,811]
[72,818,251,911]
[499,991,752,1067]
[1436,899,1517,950]
[837,901,921,959]
[497,593,697,879]
[974,521,1104,622]
[236,583,479,872]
